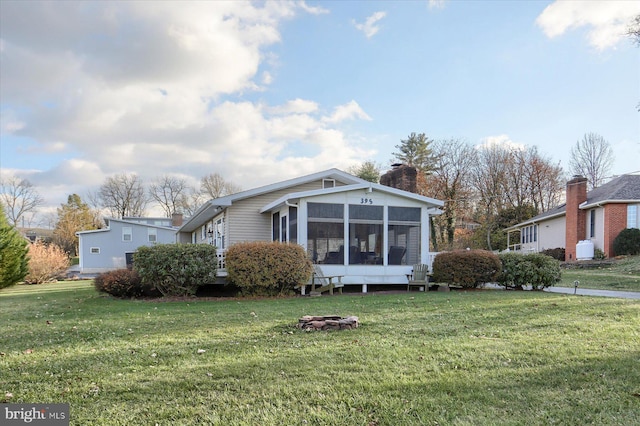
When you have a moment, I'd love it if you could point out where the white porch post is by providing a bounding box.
[421,207,430,265]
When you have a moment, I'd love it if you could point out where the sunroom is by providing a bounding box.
[260,184,443,293]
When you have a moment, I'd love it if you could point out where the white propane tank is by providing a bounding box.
[576,240,594,260]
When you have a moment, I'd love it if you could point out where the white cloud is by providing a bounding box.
[536,0,640,50]
[428,0,448,10]
[476,135,526,151]
[0,1,377,217]
[323,101,372,124]
[352,11,387,39]
[297,1,330,16]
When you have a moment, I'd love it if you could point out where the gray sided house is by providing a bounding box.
[177,168,444,293]
[506,173,640,260]
[76,216,180,274]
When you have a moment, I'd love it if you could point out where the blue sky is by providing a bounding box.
[1,0,638,219]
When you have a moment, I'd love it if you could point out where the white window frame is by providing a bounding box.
[214,217,225,249]
[90,247,100,254]
[148,228,157,243]
[322,179,336,189]
[122,227,132,242]
[628,204,639,229]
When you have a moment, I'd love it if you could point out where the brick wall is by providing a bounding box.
[603,204,627,257]
[565,176,587,261]
[380,165,418,194]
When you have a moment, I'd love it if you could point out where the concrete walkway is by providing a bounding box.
[544,286,640,299]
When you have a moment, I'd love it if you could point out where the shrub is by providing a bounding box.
[593,248,606,260]
[613,228,640,256]
[497,252,561,290]
[94,268,159,298]
[541,247,565,261]
[24,241,70,284]
[431,250,501,288]
[134,244,218,297]
[0,208,29,289]
[225,241,313,296]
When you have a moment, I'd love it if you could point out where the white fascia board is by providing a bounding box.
[260,184,445,214]
[367,183,445,207]
[75,228,110,236]
[580,199,638,210]
[259,184,370,213]
[178,201,227,233]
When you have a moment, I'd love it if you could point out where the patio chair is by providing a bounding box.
[388,246,406,265]
[407,264,429,292]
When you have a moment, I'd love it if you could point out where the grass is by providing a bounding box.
[557,255,640,292]
[1,281,639,425]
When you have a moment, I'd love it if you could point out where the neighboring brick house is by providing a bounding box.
[506,173,640,260]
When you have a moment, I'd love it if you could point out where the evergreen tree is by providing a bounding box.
[392,132,436,173]
[0,204,29,289]
[348,161,381,183]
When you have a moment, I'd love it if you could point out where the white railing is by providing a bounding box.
[216,249,226,270]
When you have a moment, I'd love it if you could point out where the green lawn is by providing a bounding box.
[557,255,640,292]
[1,281,639,425]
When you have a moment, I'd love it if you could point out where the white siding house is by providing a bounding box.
[177,168,444,292]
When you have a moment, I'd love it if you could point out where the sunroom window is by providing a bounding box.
[387,207,420,265]
[307,203,344,264]
[348,205,383,265]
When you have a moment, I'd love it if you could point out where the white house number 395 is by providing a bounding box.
[360,198,374,204]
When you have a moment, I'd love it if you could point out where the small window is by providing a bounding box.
[589,210,596,238]
[322,179,336,189]
[90,247,100,254]
[122,227,132,242]
[628,205,638,229]
[148,228,157,243]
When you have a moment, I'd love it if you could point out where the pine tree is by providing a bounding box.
[392,132,436,173]
[0,204,29,289]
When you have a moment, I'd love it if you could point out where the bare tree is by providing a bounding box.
[628,14,640,46]
[0,176,44,227]
[569,133,614,189]
[524,147,564,212]
[471,143,511,251]
[149,175,193,217]
[200,173,241,200]
[426,139,477,248]
[97,173,148,218]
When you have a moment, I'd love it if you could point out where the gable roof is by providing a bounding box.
[260,182,443,214]
[507,173,640,230]
[180,169,366,232]
[179,168,444,232]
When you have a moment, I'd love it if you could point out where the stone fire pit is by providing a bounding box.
[297,315,359,331]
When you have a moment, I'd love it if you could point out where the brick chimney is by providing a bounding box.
[171,213,183,227]
[565,176,588,261]
[380,164,418,194]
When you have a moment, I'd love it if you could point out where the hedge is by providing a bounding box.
[225,241,313,296]
[497,252,561,290]
[134,244,218,297]
[432,250,501,288]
